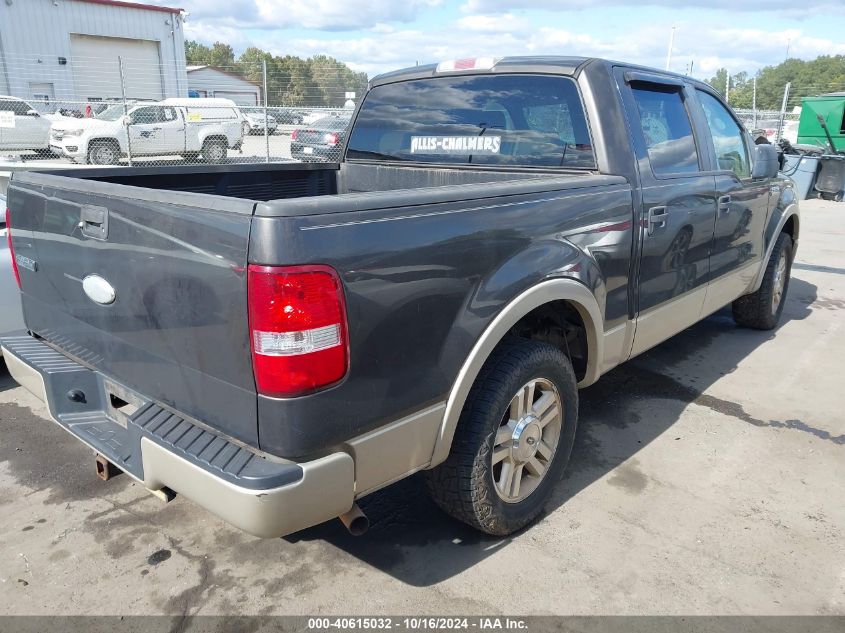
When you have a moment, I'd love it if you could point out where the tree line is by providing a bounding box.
[705,55,845,110]
[185,41,369,108]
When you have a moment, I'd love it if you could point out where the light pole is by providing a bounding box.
[665,25,676,71]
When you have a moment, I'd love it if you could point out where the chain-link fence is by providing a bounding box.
[0,53,357,166]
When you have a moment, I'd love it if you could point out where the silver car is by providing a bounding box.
[1,193,25,343]
[0,96,52,153]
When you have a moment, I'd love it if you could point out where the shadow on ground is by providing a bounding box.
[289,278,818,585]
[0,358,17,392]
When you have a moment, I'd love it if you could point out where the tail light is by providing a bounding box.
[248,264,348,397]
[5,208,21,289]
[324,132,339,146]
[291,129,299,141]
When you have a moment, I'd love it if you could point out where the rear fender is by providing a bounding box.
[430,248,605,468]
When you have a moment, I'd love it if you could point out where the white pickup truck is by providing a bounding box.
[49,98,243,165]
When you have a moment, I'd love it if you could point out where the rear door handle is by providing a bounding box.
[647,206,669,236]
[718,195,731,213]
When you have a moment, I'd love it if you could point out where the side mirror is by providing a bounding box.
[751,143,779,179]
[122,115,132,126]
[26,109,39,117]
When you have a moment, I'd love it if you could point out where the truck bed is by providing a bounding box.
[7,162,629,458]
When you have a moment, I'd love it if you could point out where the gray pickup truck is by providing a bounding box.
[3,57,797,538]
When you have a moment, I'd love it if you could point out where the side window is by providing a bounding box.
[131,107,158,125]
[630,84,700,175]
[8,100,31,116]
[697,90,750,178]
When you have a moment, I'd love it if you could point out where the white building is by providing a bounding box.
[187,66,262,106]
[0,0,187,105]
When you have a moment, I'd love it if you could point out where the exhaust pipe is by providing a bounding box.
[338,503,369,536]
[95,454,122,481]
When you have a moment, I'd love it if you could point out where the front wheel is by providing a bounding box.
[202,138,227,163]
[732,231,794,330]
[87,140,120,165]
[426,339,578,536]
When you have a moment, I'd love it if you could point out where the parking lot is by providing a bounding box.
[3,129,297,166]
[0,197,842,616]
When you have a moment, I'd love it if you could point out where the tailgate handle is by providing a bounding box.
[80,205,109,240]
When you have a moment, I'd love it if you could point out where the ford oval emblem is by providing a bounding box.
[82,274,116,305]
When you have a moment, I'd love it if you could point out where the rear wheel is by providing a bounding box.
[426,339,578,536]
[87,140,120,165]
[732,231,793,330]
[202,138,227,163]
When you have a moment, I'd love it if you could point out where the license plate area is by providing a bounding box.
[303,146,314,154]
[103,379,145,428]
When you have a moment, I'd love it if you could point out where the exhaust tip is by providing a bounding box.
[338,503,369,536]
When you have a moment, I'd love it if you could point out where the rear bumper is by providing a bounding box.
[291,142,337,162]
[1,335,355,538]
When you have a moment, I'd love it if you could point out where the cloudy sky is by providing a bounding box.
[151,0,845,80]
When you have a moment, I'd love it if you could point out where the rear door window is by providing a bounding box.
[630,85,700,175]
[347,74,595,168]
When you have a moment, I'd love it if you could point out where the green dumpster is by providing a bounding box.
[797,94,845,151]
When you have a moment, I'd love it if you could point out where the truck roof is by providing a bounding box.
[370,56,708,90]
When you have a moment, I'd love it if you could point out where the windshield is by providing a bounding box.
[347,74,595,168]
[96,105,127,121]
[311,116,351,129]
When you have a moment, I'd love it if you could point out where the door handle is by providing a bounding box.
[647,206,669,236]
[79,204,109,240]
[718,195,731,213]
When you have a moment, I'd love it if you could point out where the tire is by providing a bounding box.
[426,338,578,536]
[87,140,119,165]
[202,138,227,163]
[834,192,844,203]
[732,231,793,330]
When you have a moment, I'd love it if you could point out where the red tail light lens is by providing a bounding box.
[5,208,21,289]
[324,132,339,146]
[291,129,299,141]
[248,264,348,397]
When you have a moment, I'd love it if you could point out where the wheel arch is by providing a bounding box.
[429,278,603,467]
[751,197,800,293]
[87,136,121,153]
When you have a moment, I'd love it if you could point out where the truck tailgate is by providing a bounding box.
[6,172,259,446]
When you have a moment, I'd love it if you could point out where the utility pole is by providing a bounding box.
[725,69,730,104]
[665,25,676,71]
[785,38,791,61]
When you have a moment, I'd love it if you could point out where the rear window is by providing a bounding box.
[347,74,595,168]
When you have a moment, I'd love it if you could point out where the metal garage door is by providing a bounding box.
[213,91,259,106]
[70,34,164,101]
